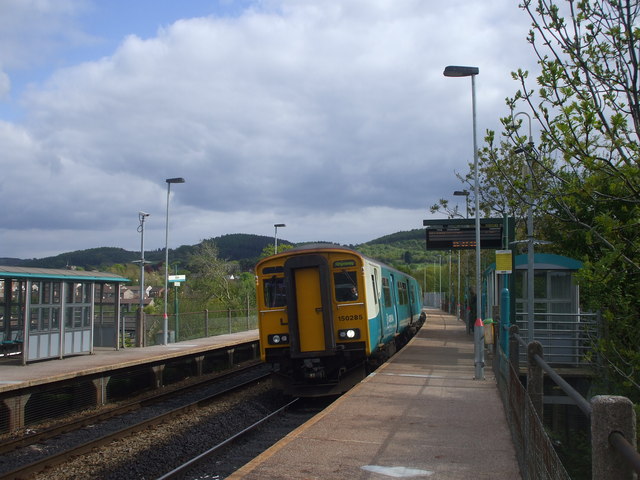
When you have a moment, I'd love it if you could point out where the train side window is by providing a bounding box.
[382,277,392,308]
[371,275,378,305]
[264,277,286,307]
[334,271,358,302]
[398,281,408,305]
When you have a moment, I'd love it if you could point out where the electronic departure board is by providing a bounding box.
[423,223,504,251]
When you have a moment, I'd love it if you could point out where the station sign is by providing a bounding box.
[495,250,513,274]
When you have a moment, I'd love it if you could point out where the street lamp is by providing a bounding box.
[453,190,470,219]
[444,64,484,380]
[164,177,185,345]
[453,190,470,321]
[514,111,537,344]
[274,223,286,254]
[135,212,150,346]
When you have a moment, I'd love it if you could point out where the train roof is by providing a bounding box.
[256,244,418,282]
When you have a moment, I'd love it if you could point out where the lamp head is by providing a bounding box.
[443,65,479,77]
[166,177,185,184]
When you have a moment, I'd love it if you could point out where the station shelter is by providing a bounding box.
[0,266,129,365]
[483,253,593,366]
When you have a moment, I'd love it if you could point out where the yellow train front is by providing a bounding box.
[256,244,425,396]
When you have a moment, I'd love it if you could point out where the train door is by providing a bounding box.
[284,255,336,357]
[389,273,399,332]
[380,274,397,340]
[294,268,325,352]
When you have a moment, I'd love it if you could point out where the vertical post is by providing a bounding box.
[471,73,484,380]
[514,113,536,344]
[527,341,544,419]
[137,211,149,343]
[164,177,185,345]
[509,325,520,372]
[439,255,442,309]
[500,287,511,357]
[448,250,452,313]
[274,223,285,254]
[246,294,250,330]
[456,251,460,319]
[204,309,209,337]
[164,182,172,345]
[591,396,637,480]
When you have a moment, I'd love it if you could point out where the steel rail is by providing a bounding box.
[0,368,270,480]
[155,397,300,480]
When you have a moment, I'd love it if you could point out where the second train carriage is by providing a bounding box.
[256,244,425,396]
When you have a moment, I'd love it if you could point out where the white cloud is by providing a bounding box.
[0,0,537,258]
[0,0,92,70]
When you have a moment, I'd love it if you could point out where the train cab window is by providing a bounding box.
[263,277,286,308]
[334,271,358,302]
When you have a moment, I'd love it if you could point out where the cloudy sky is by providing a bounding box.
[0,0,537,259]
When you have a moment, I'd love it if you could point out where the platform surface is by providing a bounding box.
[0,330,258,394]
[230,310,522,479]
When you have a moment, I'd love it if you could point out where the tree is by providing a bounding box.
[259,243,294,258]
[184,240,239,310]
[484,0,640,399]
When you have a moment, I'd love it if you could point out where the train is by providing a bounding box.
[255,244,425,396]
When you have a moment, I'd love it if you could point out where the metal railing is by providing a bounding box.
[513,312,599,367]
[495,324,639,479]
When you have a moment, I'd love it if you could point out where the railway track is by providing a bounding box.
[156,397,301,480]
[0,360,265,456]
[0,363,271,480]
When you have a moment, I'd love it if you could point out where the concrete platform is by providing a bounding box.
[230,310,522,479]
[0,330,258,394]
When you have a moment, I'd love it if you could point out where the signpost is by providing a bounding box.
[168,275,186,341]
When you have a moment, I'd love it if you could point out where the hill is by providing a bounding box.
[0,230,435,272]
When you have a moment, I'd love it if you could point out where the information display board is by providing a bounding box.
[423,219,506,251]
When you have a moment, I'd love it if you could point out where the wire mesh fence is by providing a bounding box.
[494,351,572,480]
[122,309,258,346]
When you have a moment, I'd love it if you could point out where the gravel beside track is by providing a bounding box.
[173,400,328,479]
[31,380,289,480]
[0,365,276,479]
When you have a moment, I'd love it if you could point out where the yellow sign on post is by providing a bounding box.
[495,250,512,274]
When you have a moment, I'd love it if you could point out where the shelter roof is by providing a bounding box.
[0,266,129,283]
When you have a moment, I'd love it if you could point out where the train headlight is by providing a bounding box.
[268,334,289,345]
[338,328,360,340]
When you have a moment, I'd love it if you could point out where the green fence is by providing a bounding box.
[122,309,258,346]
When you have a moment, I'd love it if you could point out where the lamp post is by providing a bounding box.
[439,254,442,309]
[274,223,285,254]
[133,212,150,348]
[137,211,150,314]
[453,190,470,321]
[514,111,536,344]
[454,190,470,219]
[163,177,185,345]
[444,65,484,380]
